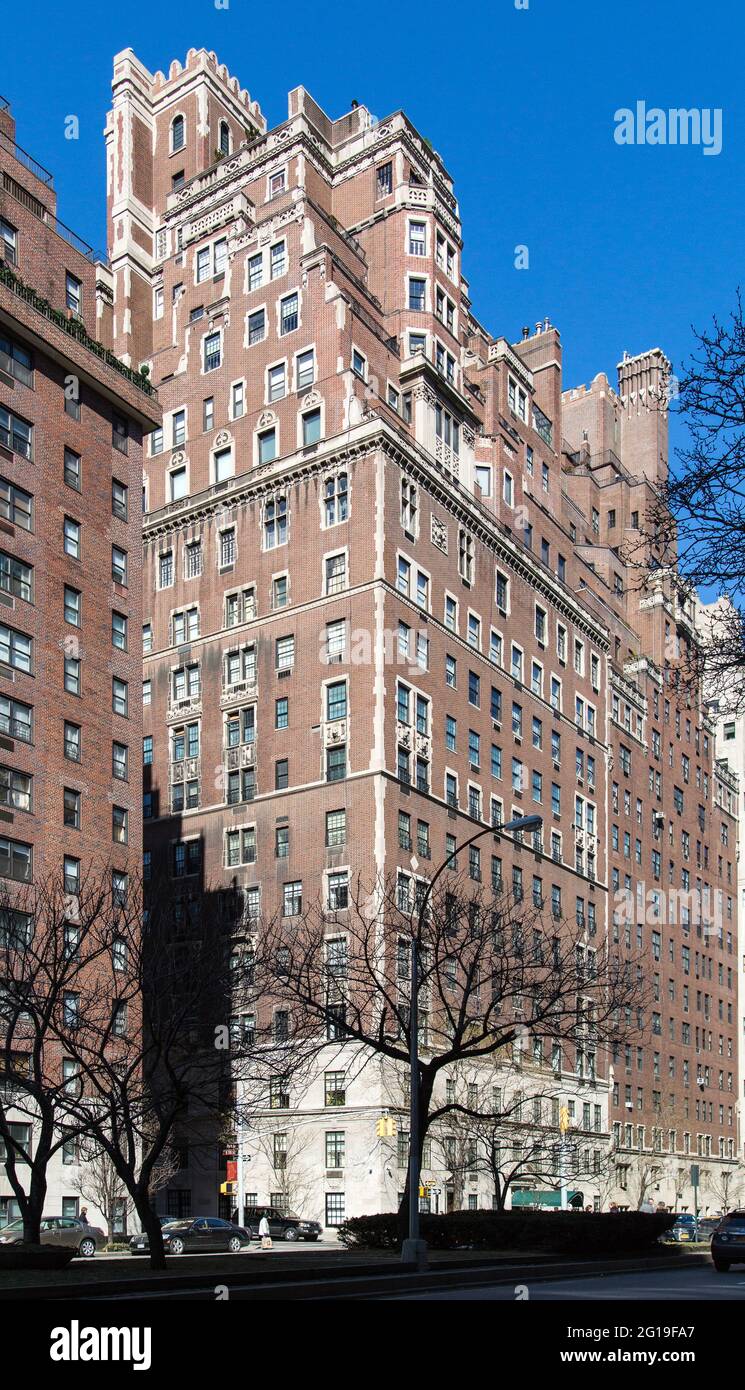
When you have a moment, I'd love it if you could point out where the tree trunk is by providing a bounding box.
[396,1070,433,1247]
[134,1195,166,1271]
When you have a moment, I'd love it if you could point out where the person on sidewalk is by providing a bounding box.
[259,1214,272,1250]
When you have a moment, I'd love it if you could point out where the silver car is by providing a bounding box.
[0,1215,105,1257]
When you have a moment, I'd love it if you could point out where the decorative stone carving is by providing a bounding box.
[257,410,278,429]
[431,516,448,553]
[301,390,322,410]
[214,430,233,449]
[170,450,187,467]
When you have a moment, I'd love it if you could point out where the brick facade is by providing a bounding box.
[107,48,739,1223]
[0,97,160,1228]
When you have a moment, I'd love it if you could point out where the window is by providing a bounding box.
[376,162,393,197]
[157,551,174,589]
[0,477,31,532]
[0,623,31,674]
[111,547,127,586]
[283,881,302,916]
[258,427,277,465]
[64,722,80,761]
[296,348,315,390]
[0,766,31,813]
[63,585,80,627]
[0,553,32,603]
[265,496,287,548]
[65,272,82,316]
[219,529,235,568]
[276,635,295,671]
[112,415,128,455]
[248,309,265,345]
[63,786,81,829]
[204,332,221,372]
[325,1193,345,1227]
[112,678,128,717]
[111,611,128,651]
[0,836,32,883]
[280,294,299,335]
[408,219,426,256]
[0,217,17,264]
[171,114,185,152]
[325,552,346,595]
[326,619,346,661]
[270,240,286,279]
[63,516,80,559]
[303,408,322,446]
[64,657,80,696]
[408,277,426,311]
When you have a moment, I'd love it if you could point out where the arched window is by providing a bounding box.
[171,114,185,153]
[219,121,230,156]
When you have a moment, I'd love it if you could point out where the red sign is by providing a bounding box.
[226,1160,237,1183]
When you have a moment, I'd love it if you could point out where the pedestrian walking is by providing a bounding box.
[79,1207,88,1224]
[259,1214,272,1250]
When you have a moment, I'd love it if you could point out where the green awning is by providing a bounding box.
[511,1189,582,1208]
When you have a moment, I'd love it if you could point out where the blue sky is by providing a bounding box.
[3,0,742,442]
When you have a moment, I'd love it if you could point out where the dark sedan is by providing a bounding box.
[0,1216,105,1257]
[129,1217,250,1256]
[243,1206,322,1242]
[711,1210,745,1271]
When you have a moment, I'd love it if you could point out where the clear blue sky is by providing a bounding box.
[3,0,742,430]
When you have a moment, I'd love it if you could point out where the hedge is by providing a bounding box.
[337,1208,676,1255]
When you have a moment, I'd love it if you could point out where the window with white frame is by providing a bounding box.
[296,348,315,390]
[324,474,348,526]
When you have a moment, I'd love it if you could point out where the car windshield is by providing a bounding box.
[1,1220,23,1233]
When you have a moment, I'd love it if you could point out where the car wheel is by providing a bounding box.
[713,1258,731,1272]
[78,1238,96,1258]
[228,1236,242,1253]
[284,1227,298,1241]
[169,1237,184,1256]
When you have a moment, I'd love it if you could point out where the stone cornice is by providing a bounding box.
[142,418,610,648]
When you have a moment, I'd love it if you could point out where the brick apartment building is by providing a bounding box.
[0,96,160,1229]
[105,47,740,1224]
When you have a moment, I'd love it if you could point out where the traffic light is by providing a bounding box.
[220,1181,236,1196]
[376,1114,397,1138]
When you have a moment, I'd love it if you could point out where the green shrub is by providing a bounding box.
[337,1208,676,1255]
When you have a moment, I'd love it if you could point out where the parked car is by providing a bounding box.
[0,1216,105,1258]
[711,1210,745,1271]
[670,1212,699,1242]
[129,1217,250,1256]
[243,1206,322,1242]
[696,1216,721,1239]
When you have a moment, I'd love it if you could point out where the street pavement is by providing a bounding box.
[381,1265,745,1300]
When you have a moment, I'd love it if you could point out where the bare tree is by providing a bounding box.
[250,870,641,1240]
[51,873,311,1269]
[704,1161,745,1214]
[251,1119,316,1221]
[434,1058,608,1211]
[0,869,116,1243]
[643,292,745,705]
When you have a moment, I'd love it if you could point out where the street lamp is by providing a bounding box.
[401,813,543,1266]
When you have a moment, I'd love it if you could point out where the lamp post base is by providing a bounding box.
[401,1238,429,1268]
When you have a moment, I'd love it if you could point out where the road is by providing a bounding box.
[381,1265,745,1300]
